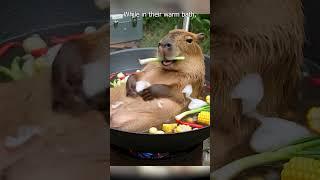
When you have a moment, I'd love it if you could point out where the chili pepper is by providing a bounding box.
[31,48,48,58]
[175,119,204,129]
[0,42,21,57]
[125,72,136,76]
[50,33,85,44]
[109,72,117,80]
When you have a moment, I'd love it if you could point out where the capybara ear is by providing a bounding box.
[196,33,205,42]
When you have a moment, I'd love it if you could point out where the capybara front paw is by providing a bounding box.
[126,88,138,97]
[141,88,154,101]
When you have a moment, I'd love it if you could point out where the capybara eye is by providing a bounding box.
[158,43,161,47]
[186,38,193,43]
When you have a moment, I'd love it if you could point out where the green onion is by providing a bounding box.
[212,136,320,180]
[175,105,210,120]
[0,57,26,80]
[139,56,185,65]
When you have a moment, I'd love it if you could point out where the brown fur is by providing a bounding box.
[110,29,205,132]
[0,69,107,179]
[51,24,108,112]
[77,24,108,63]
[212,0,304,169]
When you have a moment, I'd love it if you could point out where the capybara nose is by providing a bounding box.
[162,43,172,55]
[164,43,172,49]
[159,42,172,50]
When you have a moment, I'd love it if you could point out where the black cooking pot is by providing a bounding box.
[110,48,211,152]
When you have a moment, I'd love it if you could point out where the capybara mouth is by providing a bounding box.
[160,55,178,66]
[161,60,176,66]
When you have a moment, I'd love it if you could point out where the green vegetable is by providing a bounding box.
[110,79,123,87]
[175,105,210,120]
[110,80,117,87]
[212,136,320,180]
[0,66,12,78]
[139,56,185,65]
[0,57,26,80]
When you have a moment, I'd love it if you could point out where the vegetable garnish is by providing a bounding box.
[0,57,25,80]
[248,112,311,153]
[148,127,165,134]
[109,72,130,88]
[31,48,48,58]
[162,123,178,133]
[109,72,117,80]
[176,120,204,129]
[22,34,47,53]
[212,136,320,180]
[307,107,320,134]
[206,95,210,104]
[182,84,208,110]
[197,111,210,126]
[138,56,185,65]
[175,105,210,120]
[174,124,193,133]
[281,157,320,180]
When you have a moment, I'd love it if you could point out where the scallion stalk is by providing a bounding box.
[212,137,320,180]
[175,105,210,120]
[139,56,185,65]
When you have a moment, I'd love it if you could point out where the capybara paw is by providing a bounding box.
[141,88,154,101]
[126,88,138,97]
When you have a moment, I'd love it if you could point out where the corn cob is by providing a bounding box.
[206,95,210,104]
[197,111,210,125]
[281,157,320,180]
[306,107,320,134]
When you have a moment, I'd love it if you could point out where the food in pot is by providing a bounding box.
[0,57,25,80]
[22,34,47,53]
[212,137,320,180]
[110,70,210,134]
[148,127,158,134]
[162,123,178,133]
[206,95,210,104]
[197,111,210,126]
[175,105,210,120]
[148,127,165,134]
[281,157,320,180]
[307,107,320,134]
[174,124,192,133]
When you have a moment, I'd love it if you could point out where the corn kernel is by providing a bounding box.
[206,95,210,104]
[198,111,210,125]
[174,125,192,133]
[307,107,320,134]
[162,123,178,133]
[281,157,320,180]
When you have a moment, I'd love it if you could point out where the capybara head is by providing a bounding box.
[157,29,205,70]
